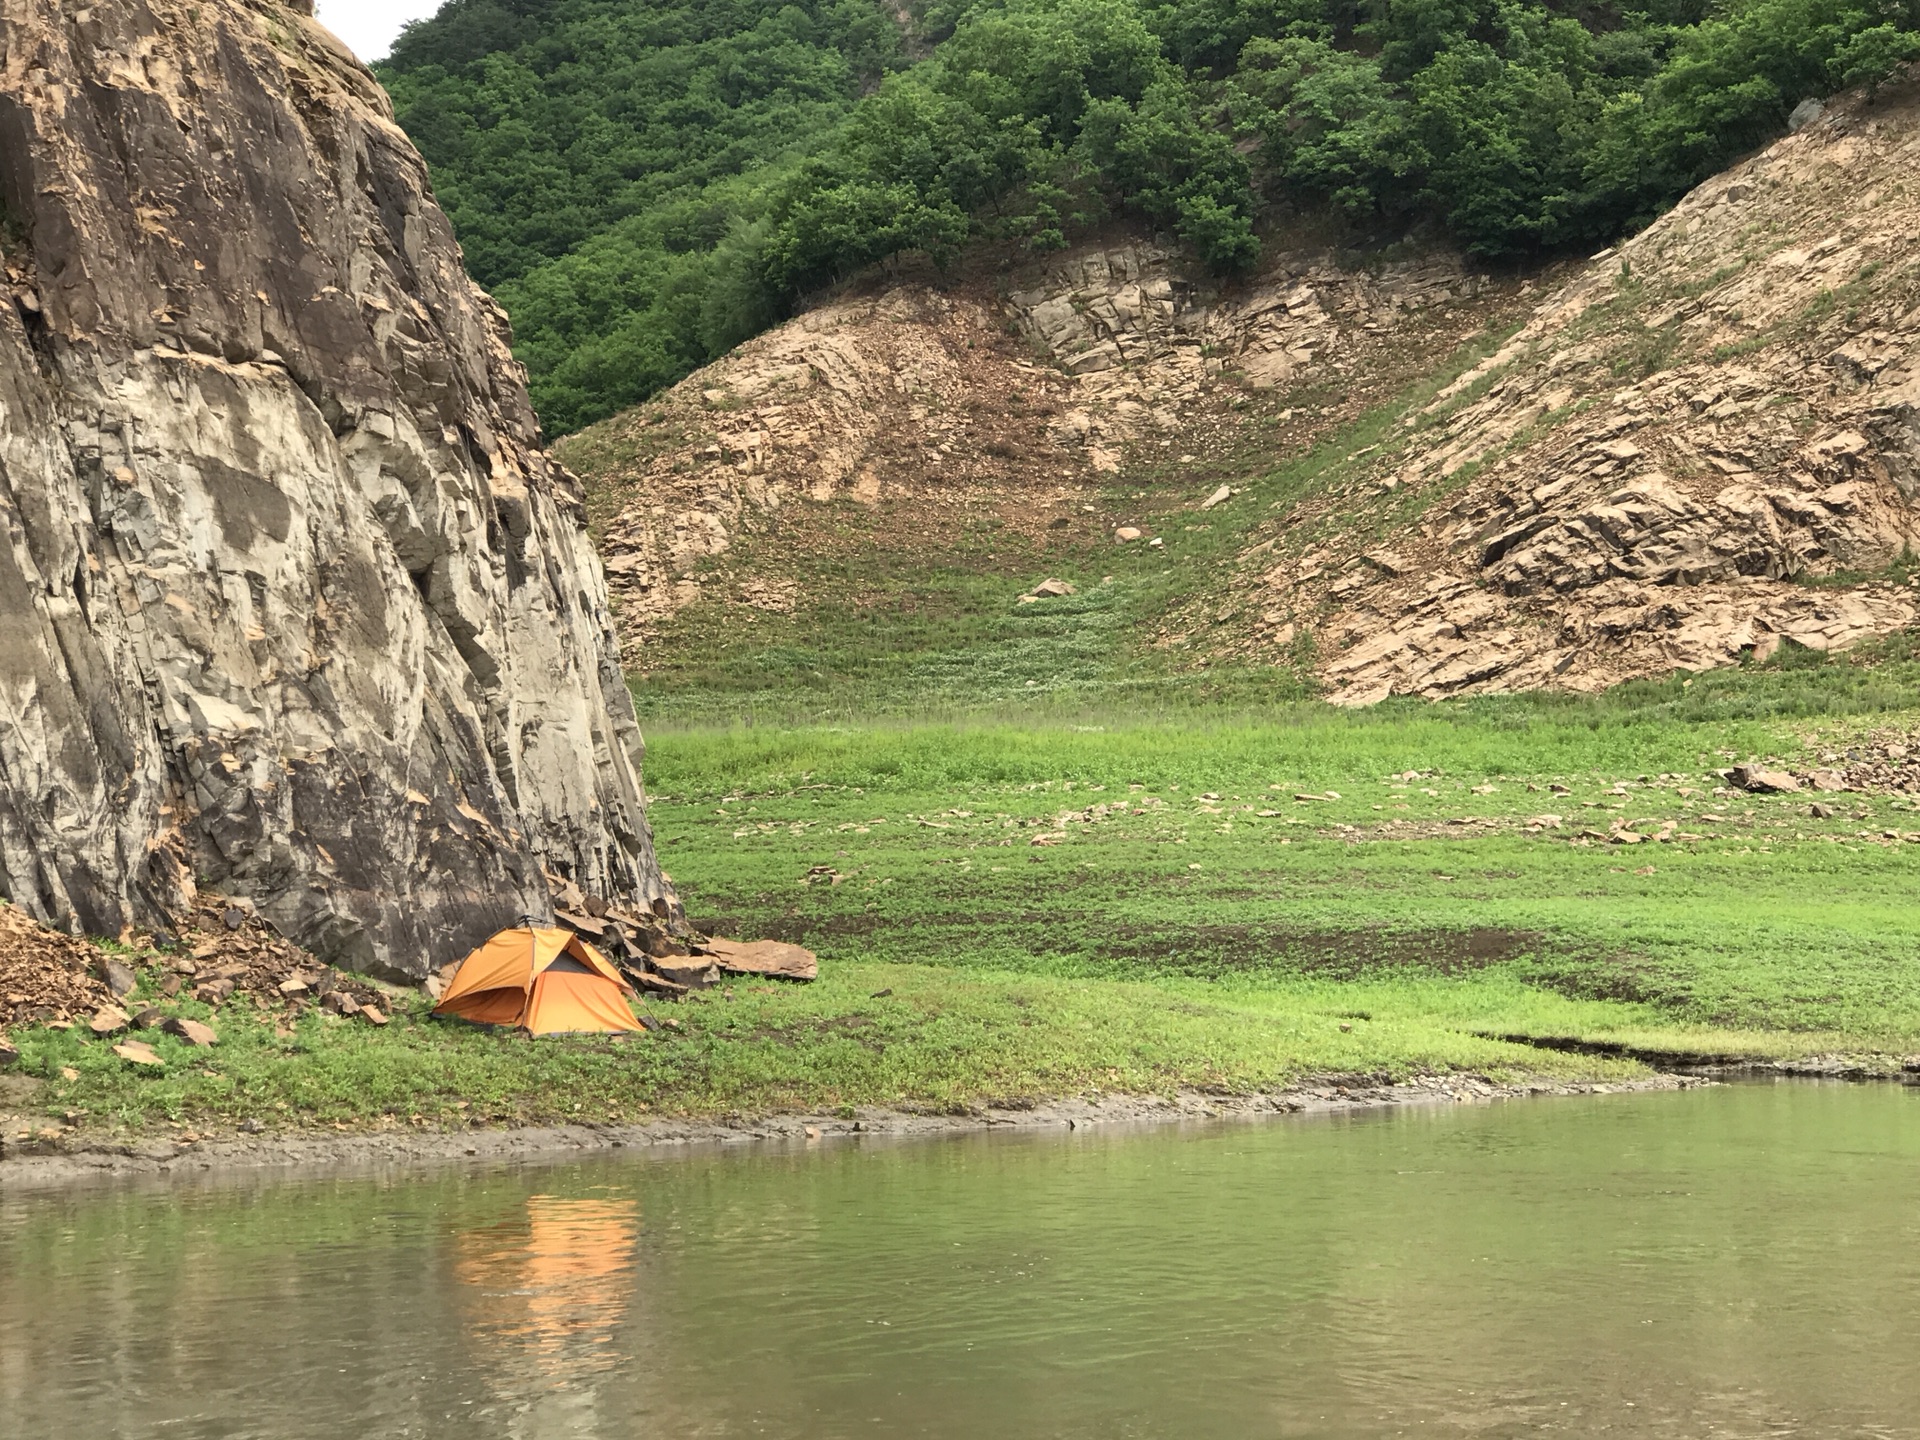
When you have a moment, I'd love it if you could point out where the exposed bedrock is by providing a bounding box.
[0,0,674,977]
[1283,79,1920,703]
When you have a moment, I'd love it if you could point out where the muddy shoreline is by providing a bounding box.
[0,1071,1722,1191]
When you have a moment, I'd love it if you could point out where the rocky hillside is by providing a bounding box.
[567,237,1518,660]
[1235,79,1920,703]
[572,75,1920,706]
[0,0,674,976]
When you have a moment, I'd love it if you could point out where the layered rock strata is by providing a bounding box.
[1255,80,1920,702]
[0,0,673,976]
[583,242,1491,646]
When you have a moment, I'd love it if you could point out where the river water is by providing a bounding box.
[4,1081,1919,1438]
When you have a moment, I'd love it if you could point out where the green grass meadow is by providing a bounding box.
[15,674,1918,1140]
[642,696,1920,1053]
[16,329,1920,1144]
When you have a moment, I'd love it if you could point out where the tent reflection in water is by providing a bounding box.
[434,924,641,1035]
[454,1196,642,1379]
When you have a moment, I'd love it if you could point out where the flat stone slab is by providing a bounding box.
[706,938,818,982]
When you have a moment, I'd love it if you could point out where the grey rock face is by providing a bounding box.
[0,0,674,976]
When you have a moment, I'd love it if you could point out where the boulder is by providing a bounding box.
[1029,578,1076,598]
[627,969,689,999]
[1730,765,1801,793]
[640,930,691,960]
[112,1041,164,1067]
[88,1007,129,1036]
[1363,550,1410,576]
[160,1017,218,1047]
[650,956,720,989]
[555,909,607,937]
[705,938,819,982]
[1114,527,1144,542]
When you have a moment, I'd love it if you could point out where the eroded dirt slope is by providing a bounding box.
[571,79,1920,703]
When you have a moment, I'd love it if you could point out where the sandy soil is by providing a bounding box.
[0,1072,1710,1190]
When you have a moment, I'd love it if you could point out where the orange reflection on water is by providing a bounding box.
[455,1195,641,1379]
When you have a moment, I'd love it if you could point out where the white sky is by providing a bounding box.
[314,0,447,62]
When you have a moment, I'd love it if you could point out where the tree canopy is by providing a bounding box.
[378,0,1920,433]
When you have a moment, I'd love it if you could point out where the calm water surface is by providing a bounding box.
[4,1081,1919,1438]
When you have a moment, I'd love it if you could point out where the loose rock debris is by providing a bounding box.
[162,897,389,1018]
[1,869,814,1062]
[1,904,118,1030]
[540,871,817,995]
[0,896,394,1055]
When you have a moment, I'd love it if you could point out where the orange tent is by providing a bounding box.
[434,925,640,1035]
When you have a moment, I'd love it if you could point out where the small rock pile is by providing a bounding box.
[1718,733,1920,796]
[159,898,391,1022]
[1837,730,1920,794]
[1,896,394,1051]
[0,904,117,1030]
[538,871,815,995]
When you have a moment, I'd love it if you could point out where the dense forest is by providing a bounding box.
[379,0,1920,433]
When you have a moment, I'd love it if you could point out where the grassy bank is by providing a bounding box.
[642,690,1920,1051]
[7,670,1918,1143]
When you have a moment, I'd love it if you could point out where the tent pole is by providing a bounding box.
[524,913,540,1029]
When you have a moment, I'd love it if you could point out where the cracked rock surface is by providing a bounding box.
[0,0,672,977]
[1269,79,1920,704]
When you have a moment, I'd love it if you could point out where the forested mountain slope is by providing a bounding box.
[559,71,1920,710]
[381,0,1920,434]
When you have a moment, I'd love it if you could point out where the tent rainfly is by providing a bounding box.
[433,925,640,1035]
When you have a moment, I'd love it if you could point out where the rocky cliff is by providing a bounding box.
[0,0,674,976]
